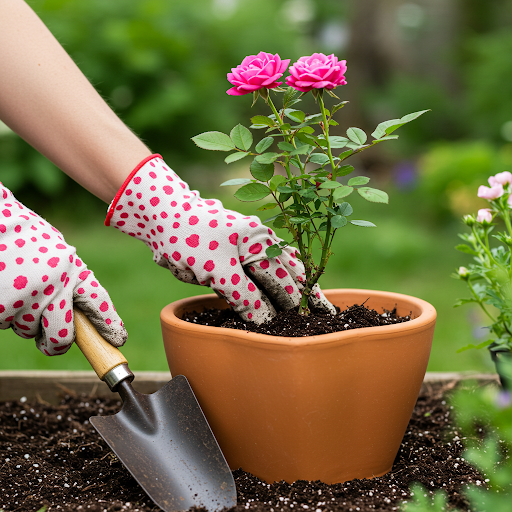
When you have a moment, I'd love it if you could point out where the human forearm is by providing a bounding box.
[0,0,151,202]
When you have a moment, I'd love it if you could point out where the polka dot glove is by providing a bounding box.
[105,154,335,324]
[0,183,127,356]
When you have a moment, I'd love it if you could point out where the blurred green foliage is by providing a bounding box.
[1,0,344,204]
[417,141,512,221]
[0,0,511,213]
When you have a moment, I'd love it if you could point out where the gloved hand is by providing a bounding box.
[106,154,335,324]
[0,183,126,355]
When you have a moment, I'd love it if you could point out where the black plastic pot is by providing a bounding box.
[489,346,512,391]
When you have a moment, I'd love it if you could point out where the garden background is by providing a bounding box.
[2,0,512,373]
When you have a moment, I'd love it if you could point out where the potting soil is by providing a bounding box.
[182,302,412,337]
[0,381,482,511]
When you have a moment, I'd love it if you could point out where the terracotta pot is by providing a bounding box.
[160,289,436,484]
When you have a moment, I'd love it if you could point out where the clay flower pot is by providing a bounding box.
[160,288,436,484]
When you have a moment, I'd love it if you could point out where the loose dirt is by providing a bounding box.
[181,302,411,337]
[0,381,483,512]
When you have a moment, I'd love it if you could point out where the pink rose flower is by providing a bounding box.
[489,171,512,187]
[286,53,347,92]
[227,52,290,96]
[476,208,492,224]
[478,183,504,200]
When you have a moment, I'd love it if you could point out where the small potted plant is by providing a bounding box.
[455,171,512,390]
[160,52,437,484]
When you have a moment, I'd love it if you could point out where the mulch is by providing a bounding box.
[0,380,484,512]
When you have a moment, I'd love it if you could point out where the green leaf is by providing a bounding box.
[317,135,348,148]
[319,181,342,189]
[348,176,370,186]
[269,175,287,191]
[296,132,318,146]
[289,144,312,156]
[251,115,275,127]
[230,124,253,151]
[455,244,478,256]
[338,150,353,161]
[283,86,298,107]
[225,151,249,164]
[351,220,376,227]
[333,186,354,200]
[192,131,235,151]
[273,216,287,229]
[376,135,399,141]
[250,160,274,182]
[234,183,271,202]
[301,114,323,126]
[329,136,349,148]
[278,141,296,152]
[357,187,389,204]
[220,178,252,186]
[255,152,281,164]
[255,136,274,153]
[289,216,310,224]
[345,142,367,150]
[266,244,283,258]
[298,189,317,201]
[337,202,353,216]
[331,101,349,115]
[309,153,330,165]
[284,109,305,123]
[347,127,367,145]
[456,340,493,353]
[371,110,430,139]
[337,164,354,176]
[331,215,348,228]
[277,185,294,193]
[257,202,278,211]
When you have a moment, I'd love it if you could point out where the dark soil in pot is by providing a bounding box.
[181,302,412,337]
[0,382,484,512]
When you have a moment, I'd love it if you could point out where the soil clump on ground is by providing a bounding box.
[0,381,484,511]
[182,302,412,337]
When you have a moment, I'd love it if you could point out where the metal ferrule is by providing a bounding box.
[103,363,134,391]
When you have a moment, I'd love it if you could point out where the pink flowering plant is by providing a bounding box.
[193,52,428,315]
[455,171,512,355]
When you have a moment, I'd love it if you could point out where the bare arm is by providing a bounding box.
[0,0,152,203]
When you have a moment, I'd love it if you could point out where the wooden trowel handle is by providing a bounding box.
[74,308,128,382]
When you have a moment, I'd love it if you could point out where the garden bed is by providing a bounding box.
[0,373,499,512]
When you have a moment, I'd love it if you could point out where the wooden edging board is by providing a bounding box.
[0,370,501,405]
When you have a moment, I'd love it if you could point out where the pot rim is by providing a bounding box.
[161,288,437,348]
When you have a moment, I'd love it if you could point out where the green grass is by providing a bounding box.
[0,186,495,374]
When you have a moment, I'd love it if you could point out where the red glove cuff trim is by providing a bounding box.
[105,153,162,226]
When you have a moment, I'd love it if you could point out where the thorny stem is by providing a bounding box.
[267,89,337,315]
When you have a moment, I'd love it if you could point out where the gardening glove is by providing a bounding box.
[0,183,127,355]
[105,154,336,324]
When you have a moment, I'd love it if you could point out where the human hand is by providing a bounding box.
[106,155,335,324]
[0,183,126,355]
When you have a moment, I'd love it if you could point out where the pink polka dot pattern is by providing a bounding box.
[0,184,127,355]
[106,155,336,323]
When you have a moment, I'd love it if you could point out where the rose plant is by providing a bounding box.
[193,51,428,315]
